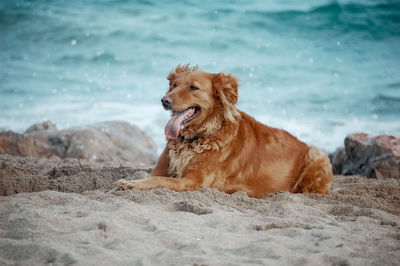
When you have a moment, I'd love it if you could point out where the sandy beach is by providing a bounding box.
[1,154,399,265]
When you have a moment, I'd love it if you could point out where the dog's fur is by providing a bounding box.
[117,65,333,198]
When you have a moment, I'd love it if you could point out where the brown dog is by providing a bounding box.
[116,65,333,198]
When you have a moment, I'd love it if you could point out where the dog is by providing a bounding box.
[116,64,333,198]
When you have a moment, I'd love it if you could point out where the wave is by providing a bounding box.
[55,51,119,64]
[244,1,400,40]
[90,52,117,63]
[371,94,400,115]
[3,1,399,43]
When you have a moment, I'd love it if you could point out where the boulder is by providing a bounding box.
[0,121,157,167]
[331,133,400,179]
[0,131,55,158]
[25,120,57,134]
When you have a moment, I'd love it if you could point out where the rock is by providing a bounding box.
[25,120,57,134]
[53,121,157,166]
[0,131,55,158]
[331,133,400,179]
[1,121,157,167]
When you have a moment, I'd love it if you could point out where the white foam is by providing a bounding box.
[2,100,399,155]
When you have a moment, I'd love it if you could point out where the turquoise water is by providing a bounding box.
[1,0,400,153]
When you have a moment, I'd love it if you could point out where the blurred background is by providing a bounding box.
[1,0,399,153]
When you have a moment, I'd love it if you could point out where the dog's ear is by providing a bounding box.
[167,64,199,86]
[213,72,239,106]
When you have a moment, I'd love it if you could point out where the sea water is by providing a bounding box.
[1,0,399,153]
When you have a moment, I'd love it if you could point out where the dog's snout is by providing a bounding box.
[161,96,172,109]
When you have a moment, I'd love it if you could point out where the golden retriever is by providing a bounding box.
[116,64,333,198]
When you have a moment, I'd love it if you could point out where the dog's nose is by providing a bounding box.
[161,96,172,109]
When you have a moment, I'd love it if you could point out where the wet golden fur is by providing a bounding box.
[117,65,333,198]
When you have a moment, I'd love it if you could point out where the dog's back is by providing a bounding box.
[217,111,332,197]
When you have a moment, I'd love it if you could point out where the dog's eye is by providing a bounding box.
[172,82,177,88]
[189,85,199,91]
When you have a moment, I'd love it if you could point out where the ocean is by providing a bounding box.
[1,0,399,153]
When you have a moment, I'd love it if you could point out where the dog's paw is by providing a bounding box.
[115,179,136,190]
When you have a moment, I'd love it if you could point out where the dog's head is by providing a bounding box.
[162,64,240,140]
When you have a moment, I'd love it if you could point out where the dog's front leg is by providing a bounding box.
[115,175,201,192]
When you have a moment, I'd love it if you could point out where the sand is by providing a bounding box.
[1,155,399,265]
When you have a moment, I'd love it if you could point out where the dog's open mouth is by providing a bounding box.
[165,106,201,140]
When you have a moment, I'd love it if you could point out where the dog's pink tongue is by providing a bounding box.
[165,112,186,140]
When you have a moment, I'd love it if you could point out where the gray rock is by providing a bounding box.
[331,133,400,179]
[25,120,57,134]
[1,121,157,167]
[0,131,55,158]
